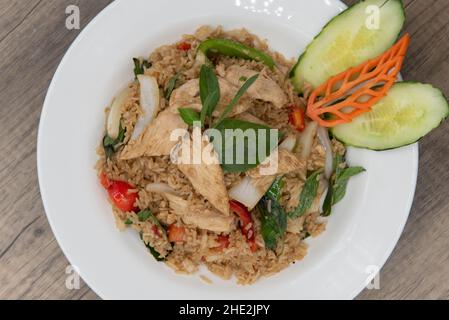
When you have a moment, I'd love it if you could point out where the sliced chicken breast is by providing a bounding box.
[177,139,230,215]
[169,78,252,117]
[248,148,306,178]
[234,112,268,126]
[151,191,234,233]
[120,108,188,160]
[181,210,235,233]
[225,65,287,108]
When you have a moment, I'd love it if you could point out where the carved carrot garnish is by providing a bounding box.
[306,34,410,127]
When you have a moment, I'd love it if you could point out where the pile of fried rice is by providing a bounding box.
[96,26,345,284]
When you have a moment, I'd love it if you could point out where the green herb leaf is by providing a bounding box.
[178,108,201,126]
[322,183,333,217]
[213,74,259,128]
[289,170,322,218]
[165,74,180,100]
[332,167,365,206]
[137,209,152,222]
[200,90,220,126]
[136,209,165,235]
[239,76,248,82]
[103,123,126,159]
[133,58,151,78]
[146,244,164,261]
[211,119,280,173]
[139,232,165,262]
[257,196,287,251]
[124,219,133,225]
[266,177,284,202]
[199,65,220,125]
[322,155,365,217]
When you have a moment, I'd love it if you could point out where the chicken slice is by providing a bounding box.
[250,175,277,197]
[225,65,287,108]
[149,190,234,233]
[177,139,230,215]
[169,78,252,117]
[248,148,306,179]
[120,108,187,160]
[168,79,202,112]
[181,210,235,233]
[234,112,268,126]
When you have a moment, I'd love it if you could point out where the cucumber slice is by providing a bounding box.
[291,0,405,92]
[331,82,449,150]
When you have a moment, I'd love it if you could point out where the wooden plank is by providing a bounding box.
[0,0,447,300]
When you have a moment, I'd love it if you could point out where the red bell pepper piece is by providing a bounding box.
[100,173,139,213]
[230,200,258,252]
[289,105,305,132]
[176,42,191,51]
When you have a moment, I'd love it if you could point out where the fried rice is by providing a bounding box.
[96,26,346,285]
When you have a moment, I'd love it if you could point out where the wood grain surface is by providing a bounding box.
[0,0,447,300]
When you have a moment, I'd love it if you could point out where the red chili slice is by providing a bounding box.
[230,200,258,252]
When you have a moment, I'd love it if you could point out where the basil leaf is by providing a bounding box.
[133,58,151,78]
[211,119,279,173]
[165,74,180,100]
[200,90,220,126]
[289,170,322,218]
[199,65,220,125]
[267,177,284,202]
[124,219,133,225]
[117,124,126,143]
[322,183,333,217]
[332,166,365,205]
[139,232,165,262]
[146,244,164,261]
[137,209,165,236]
[178,108,201,126]
[257,196,287,251]
[137,209,152,222]
[322,155,365,217]
[214,74,259,128]
[103,123,126,159]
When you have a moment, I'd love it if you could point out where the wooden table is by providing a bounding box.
[0,0,448,300]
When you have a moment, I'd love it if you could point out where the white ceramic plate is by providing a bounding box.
[38,0,418,300]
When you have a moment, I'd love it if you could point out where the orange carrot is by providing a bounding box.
[306,34,410,127]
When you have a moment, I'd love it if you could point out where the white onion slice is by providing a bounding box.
[298,121,318,160]
[195,51,208,67]
[146,183,179,196]
[318,178,329,213]
[107,86,132,139]
[131,75,160,140]
[279,135,297,152]
[317,126,334,179]
[229,136,297,209]
[229,176,263,210]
